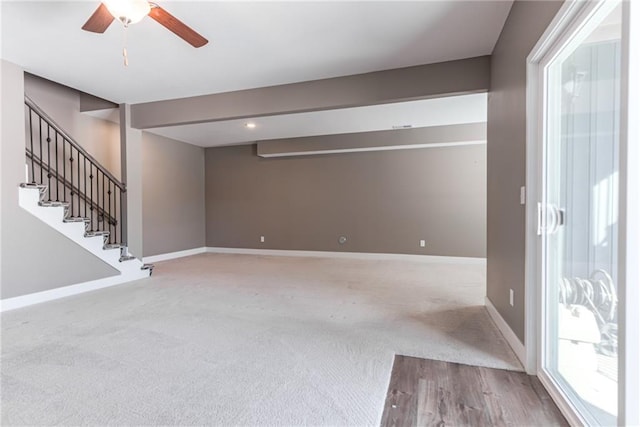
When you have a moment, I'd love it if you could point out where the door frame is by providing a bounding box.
[618,0,639,424]
[525,0,639,425]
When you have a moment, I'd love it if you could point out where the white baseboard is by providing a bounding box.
[206,247,487,265]
[0,272,146,312]
[485,296,526,369]
[206,247,486,264]
[143,247,207,263]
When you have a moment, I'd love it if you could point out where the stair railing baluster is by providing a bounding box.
[89,164,93,230]
[39,116,43,185]
[62,135,66,203]
[83,156,87,225]
[76,145,78,214]
[29,108,35,183]
[55,131,59,201]
[71,145,75,217]
[112,187,116,245]
[119,189,124,246]
[114,188,118,246]
[89,160,93,230]
[89,162,92,227]
[46,124,51,201]
[110,182,113,245]
[101,172,105,236]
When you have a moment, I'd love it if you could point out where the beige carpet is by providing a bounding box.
[1,253,520,426]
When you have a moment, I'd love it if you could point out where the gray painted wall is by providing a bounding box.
[1,60,118,300]
[79,91,118,112]
[487,0,563,342]
[142,132,206,257]
[205,142,486,257]
[24,74,122,180]
[120,104,144,259]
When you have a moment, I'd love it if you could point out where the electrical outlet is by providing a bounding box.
[419,240,426,247]
[260,236,265,243]
[509,289,514,307]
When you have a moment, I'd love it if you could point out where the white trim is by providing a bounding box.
[524,54,544,375]
[258,140,486,158]
[0,273,143,312]
[527,0,589,64]
[206,247,486,264]
[484,296,526,369]
[619,1,639,423]
[538,369,587,427]
[143,247,207,263]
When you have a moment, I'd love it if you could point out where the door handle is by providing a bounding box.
[538,203,565,235]
[556,208,565,226]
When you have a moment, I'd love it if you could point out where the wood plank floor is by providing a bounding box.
[380,355,568,427]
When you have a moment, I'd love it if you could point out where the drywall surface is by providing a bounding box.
[1,60,117,300]
[205,142,486,257]
[486,0,563,342]
[24,73,121,180]
[142,132,205,257]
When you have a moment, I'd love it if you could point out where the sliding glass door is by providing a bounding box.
[536,0,638,424]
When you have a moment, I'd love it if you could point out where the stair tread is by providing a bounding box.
[63,217,90,223]
[20,183,47,190]
[85,231,110,237]
[39,201,70,207]
[141,264,154,276]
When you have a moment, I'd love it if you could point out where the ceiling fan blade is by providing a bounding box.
[149,5,208,48]
[82,3,114,33]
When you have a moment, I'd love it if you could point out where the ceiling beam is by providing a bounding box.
[131,56,490,129]
[256,123,486,158]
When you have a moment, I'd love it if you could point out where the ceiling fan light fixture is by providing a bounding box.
[104,0,150,25]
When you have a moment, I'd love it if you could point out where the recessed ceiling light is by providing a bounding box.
[392,125,413,130]
[245,122,256,129]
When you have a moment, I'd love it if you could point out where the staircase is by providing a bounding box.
[19,96,152,280]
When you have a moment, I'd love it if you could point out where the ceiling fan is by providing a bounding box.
[82,0,208,48]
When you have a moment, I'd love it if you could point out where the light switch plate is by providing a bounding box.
[520,186,526,205]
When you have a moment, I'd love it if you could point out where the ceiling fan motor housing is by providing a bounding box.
[104,0,151,25]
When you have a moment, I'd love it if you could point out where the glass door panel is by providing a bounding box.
[543,3,622,425]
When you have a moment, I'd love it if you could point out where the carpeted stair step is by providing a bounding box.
[63,217,91,224]
[38,200,70,208]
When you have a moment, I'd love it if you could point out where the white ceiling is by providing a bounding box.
[143,93,487,147]
[1,1,512,105]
